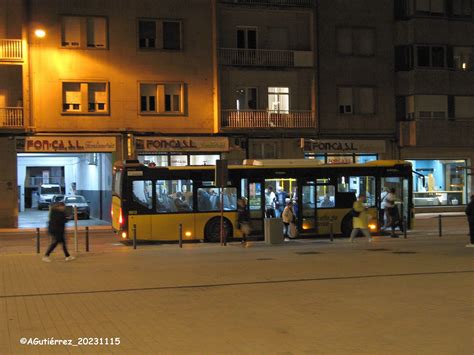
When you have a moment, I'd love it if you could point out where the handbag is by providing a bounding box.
[289,222,298,238]
[350,209,360,217]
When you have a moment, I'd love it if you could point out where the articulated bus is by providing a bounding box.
[111,159,413,242]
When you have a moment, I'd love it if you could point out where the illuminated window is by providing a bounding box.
[236,88,257,110]
[139,83,184,114]
[453,47,474,71]
[62,81,109,114]
[138,19,182,50]
[268,87,289,113]
[61,16,107,49]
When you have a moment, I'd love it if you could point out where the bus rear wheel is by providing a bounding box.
[204,218,232,243]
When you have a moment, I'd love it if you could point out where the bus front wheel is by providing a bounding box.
[341,214,353,238]
[204,217,232,243]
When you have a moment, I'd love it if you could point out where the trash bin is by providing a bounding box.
[264,218,284,244]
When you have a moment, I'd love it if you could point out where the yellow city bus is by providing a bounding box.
[111,159,413,242]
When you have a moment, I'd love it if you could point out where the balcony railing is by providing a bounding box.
[219,48,313,67]
[0,107,24,128]
[0,39,23,61]
[220,0,313,7]
[222,109,315,129]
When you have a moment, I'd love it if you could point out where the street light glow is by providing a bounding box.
[34,29,46,38]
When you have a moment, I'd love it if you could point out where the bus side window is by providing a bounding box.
[156,179,193,213]
[132,180,152,210]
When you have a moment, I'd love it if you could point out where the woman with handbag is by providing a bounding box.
[282,200,296,239]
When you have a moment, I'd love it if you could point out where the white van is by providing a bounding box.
[38,184,62,210]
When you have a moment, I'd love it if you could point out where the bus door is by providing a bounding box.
[315,182,337,235]
[301,181,316,234]
[247,179,264,234]
[129,179,153,240]
[380,176,410,229]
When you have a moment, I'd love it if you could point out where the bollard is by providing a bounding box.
[85,226,89,252]
[403,216,407,239]
[329,219,334,242]
[438,214,442,237]
[36,227,40,254]
[73,206,78,252]
[133,224,137,249]
[179,224,183,248]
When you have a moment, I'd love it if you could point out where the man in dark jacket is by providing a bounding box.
[43,202,75,262]
[466,195,474,248]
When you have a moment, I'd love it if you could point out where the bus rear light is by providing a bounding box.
[118,208,123,225]
[110,206,113,218]
[185,231,192,237]
[121,231,127,239]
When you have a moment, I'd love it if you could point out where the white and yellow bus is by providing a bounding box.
[111,159,413,242]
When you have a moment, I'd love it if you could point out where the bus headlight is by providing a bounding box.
[185,231,192,237]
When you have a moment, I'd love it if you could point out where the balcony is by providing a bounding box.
[219,48,313,68]
[219,0,313,7]
[0,39,23,62]
[222,110,315,129]
[399,119,474,148]
[0,107,24,128]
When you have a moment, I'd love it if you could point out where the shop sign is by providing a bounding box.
[301,139,386,153]
[21,136,116,152]
[135,137,229,153]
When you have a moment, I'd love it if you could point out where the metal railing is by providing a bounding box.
[220,48,295,67]
[0,107,24,128]
[222,109,316,128]
[220,0,313,7]
[0,39,23,61]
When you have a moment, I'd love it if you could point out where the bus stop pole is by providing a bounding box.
[179,224,183,248]
[329,218,334,242]
[73,206,78,252]
[438,214,442,237]
[133,224,137,249]
[85,226,89,252]
[403,216,407,239]
[36,227,40,254]
[220,189,225,246]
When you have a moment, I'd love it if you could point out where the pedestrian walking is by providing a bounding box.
[349,194,372,242]
[385,188,403,237]
[237,197,251,244]
[265,186,277,218]
[42,202,75,262]
[282,200,295,239]
[465,195,474,248]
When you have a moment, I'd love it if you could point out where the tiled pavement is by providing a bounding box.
[0,216,473,354]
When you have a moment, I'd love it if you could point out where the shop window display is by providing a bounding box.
[409,159,467,206]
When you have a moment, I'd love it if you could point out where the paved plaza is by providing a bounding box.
[0,215,472,354]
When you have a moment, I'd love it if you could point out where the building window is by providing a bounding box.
[138,19,182,50]
[410,159,467,206]
[451,0,472,17]
[236,88,257,110]
[406,95,447,119]
[338,87,375,115]
[139,83,184,114]
[416,45,445,67]
[62,82,108,114]
[268,87,289,113]
[415,0,445,16]
[337,28,375,56]
[237,27,257,49]
[453,47,474,71]
[61,16,107,49]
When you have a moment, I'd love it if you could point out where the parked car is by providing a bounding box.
[51,194,65,204]
[64,195,90,219]
[37,184,62,210]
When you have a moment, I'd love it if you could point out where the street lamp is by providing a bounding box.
[34,29,46,38]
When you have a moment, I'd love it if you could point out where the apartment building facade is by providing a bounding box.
[0,0,472,227]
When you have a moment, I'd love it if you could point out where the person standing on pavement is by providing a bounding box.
[276,187,288,218]
[237,197,251,244]
[465,195,474,248]
[43,202,75,262]
[349,194,372,242]
[282,200,295,239]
